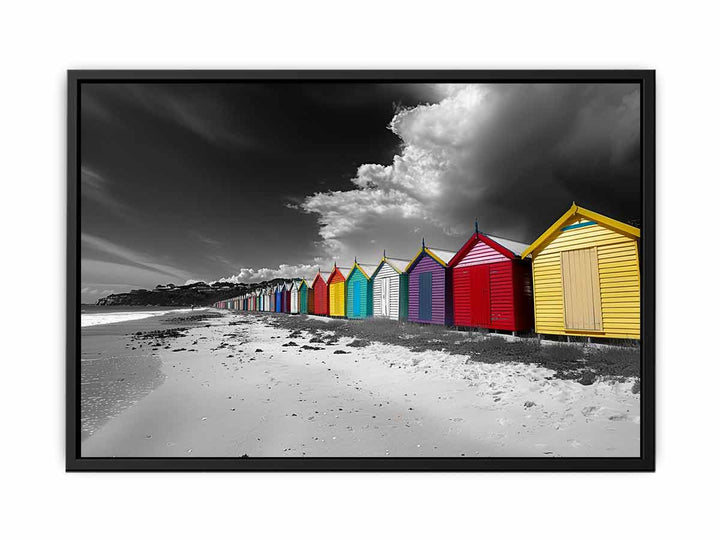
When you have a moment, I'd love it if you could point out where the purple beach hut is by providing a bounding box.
[404,239,457,326]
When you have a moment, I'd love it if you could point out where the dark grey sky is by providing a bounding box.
[80,82,641,303]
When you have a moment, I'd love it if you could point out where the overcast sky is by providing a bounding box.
[80,82,641,303]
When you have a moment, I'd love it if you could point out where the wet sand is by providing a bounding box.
[81,310,640,457]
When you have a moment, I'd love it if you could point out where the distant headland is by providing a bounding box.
[95,278,296,307]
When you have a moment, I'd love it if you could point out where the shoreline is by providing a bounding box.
[80,306,208,328]
[80,309,224,439]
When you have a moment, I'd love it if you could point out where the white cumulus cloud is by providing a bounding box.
[298,83,640,263]
[215,263,323,284]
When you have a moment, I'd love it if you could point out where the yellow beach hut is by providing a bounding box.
[328,264,347,317]
[521,204,640,340]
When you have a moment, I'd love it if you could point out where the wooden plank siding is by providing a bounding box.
[299,282,310,314]
[531,219,640,339]
[454,239,508,267]
[274,287,282,312]
[346,266,372,319]
[290,284,300,314]
[560,248,603,331]
[311,274,329,316]
[449,233,533,331]
[329,281,345,317]
[407,254,452,325]
[328,268,347,317]
[282,286,291,313]
[372,262,402,320]
[399,273,409,319]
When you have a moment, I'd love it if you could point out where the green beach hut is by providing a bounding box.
[299,279,314,314]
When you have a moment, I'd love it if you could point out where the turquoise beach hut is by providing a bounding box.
[345,259,374,319]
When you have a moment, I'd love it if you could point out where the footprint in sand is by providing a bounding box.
[567,439,583,448]
[582,406,600,417]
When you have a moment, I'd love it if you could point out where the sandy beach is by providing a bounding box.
[81,309,640,457]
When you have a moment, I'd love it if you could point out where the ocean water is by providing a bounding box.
[80,307,207,328]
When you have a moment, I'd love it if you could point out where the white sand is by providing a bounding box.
[82,312,640,457]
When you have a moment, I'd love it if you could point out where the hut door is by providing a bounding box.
[353,283,361,316]
[561,248,603,331]
[472,266,491,327]
[419,272,433,321]
[381,277,390,316]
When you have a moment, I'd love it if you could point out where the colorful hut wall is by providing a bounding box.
[328,266,347,317]
[345,261,373,319]
[282,283,291,313]
[274,285,282,312]
[300,280,314,314]
[521,204,641,339]
[371,255,409,320]
[405,243,455,326]
[311,272,329,316]
[290,281,300,314]
[448,228,533,331]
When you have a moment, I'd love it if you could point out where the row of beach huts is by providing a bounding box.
[214,205,641,340]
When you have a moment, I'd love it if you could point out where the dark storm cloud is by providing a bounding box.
[300,83,640,264]
[80,82,431,300]
[457,84,640,238]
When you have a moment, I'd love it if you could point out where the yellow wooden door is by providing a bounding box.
[560,247,603,331]
[329,282,345,316]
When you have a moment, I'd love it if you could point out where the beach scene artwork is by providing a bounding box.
[79,80,642,459]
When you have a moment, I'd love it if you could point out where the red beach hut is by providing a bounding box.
[311,271,329,316]
[282,282,291,313]
[448,222,534,332]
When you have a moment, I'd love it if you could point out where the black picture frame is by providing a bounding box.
[67,69,655,472]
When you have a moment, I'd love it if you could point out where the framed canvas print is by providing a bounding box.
[67,70,655,471]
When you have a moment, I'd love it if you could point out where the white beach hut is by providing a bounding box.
[370,252,410,320]
[262,287,269,311]
[290,280,301,314]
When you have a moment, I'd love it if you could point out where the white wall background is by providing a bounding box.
[1,1,717,538]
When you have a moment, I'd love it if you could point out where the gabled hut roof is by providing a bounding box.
[311,271,329,288]
[370,253,411,279]
[521,203,640,259]
[405,240,458,273]
[347,260,372,281]
[328,264,350,283]
[485,234,530,257]
[448,229,530,266]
